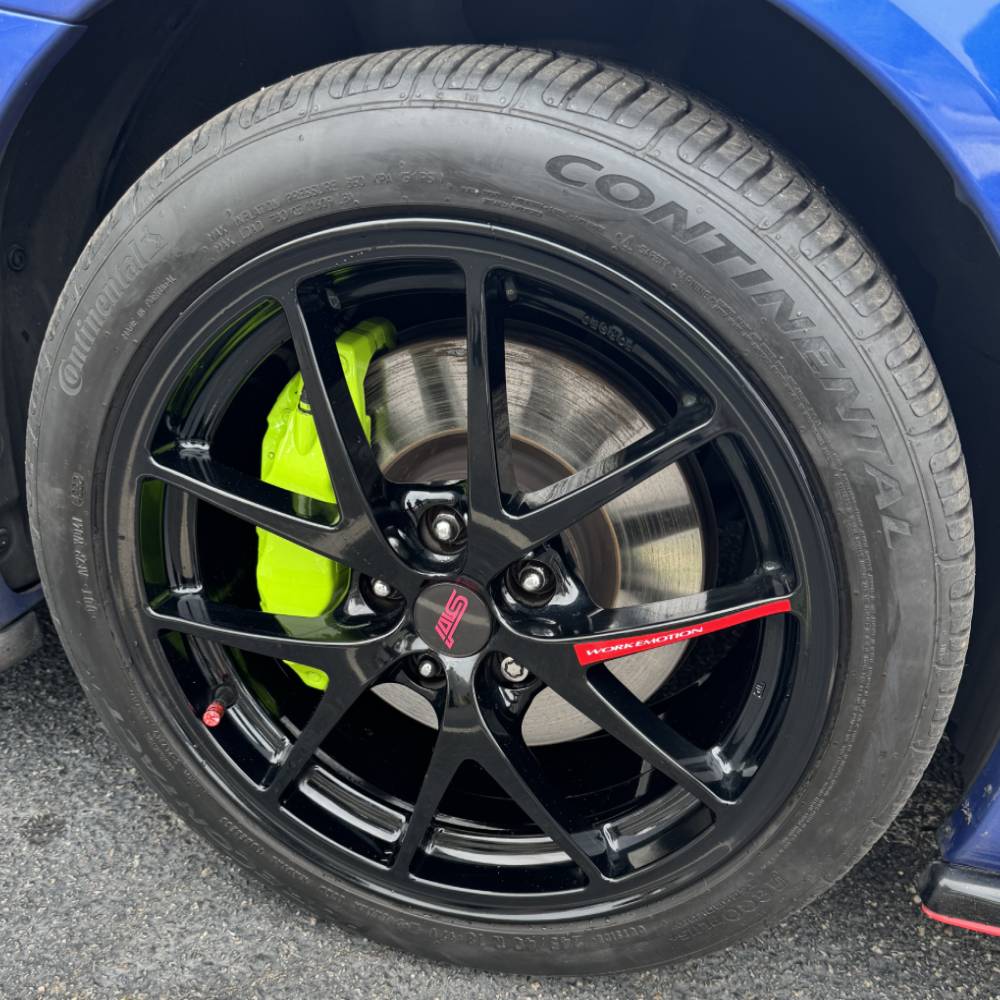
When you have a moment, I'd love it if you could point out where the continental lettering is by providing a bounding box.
[545,153,910,548]
[864,462,912,546]
[58,227,165,396]
[821,377,890,458]
[545,155,806,320]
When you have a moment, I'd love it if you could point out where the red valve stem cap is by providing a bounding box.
[202,700,226,728]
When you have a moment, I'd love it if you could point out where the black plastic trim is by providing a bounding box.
[919,860,1000,931]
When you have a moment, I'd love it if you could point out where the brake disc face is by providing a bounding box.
[366,336,704,746]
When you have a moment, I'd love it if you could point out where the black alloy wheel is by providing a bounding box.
[29,47,972,973]
[114,222,837,912]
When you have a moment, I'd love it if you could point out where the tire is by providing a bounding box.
[27,45,974,974]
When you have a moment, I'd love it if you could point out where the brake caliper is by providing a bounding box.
[256,317,396,690]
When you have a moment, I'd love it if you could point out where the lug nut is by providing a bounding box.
[364,577,401,604]
[421,506,466,553]
[430,510,462,544]
[516,564,548,594]
[417,657,442,681]
[499,656,530,684]
[507,560,555,606]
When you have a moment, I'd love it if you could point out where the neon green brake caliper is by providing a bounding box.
[256,317,396,691]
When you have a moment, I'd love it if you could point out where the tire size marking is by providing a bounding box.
[69,514,98,621]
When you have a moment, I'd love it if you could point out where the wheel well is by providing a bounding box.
[2,0,997,770]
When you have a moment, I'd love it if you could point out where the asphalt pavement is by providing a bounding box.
[1,615,998,999]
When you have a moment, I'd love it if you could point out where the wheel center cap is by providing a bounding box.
[414,582,492,657]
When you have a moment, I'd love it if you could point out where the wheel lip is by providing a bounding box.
[99,216,843,923]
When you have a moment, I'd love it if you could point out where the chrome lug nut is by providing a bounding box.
[508,560,556,607]
[370,578,394,599]
[430,509,463,544]
[421,506,466,553]
[499,656,530,684]
[517,567,546,594]
[417,657,442,680]
[516,562,550,595]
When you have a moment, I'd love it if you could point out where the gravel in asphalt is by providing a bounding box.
[1,616,998,999]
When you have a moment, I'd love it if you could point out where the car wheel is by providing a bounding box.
[27,46,973,973]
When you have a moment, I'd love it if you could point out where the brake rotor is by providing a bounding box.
[366,336,705,746]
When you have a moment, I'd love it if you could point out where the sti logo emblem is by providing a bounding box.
[434,589,469,650]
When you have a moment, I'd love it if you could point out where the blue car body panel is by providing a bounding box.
[773,0,1000,252]
[0,6,80,627]
[0,8,79,157]
[0,1,100,22]
[0,573,41,624]
[0,0,998,888]
[941,741,1000,870]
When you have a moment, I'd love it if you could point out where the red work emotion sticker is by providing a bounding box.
[573,598,792,666]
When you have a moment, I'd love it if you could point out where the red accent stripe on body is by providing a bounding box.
[921,904,1000,938]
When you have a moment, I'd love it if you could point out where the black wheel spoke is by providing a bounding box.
[278,289,418,592]
[265,644,397,800]
[509,399,721,551]
[463,261,520,573]
[146,592,390,670]
[537,661,731,808]
[392,724,464,876]
[392,686,615,882]
[281,290,382,520]
[476,723,618,880]
[584,664,731,805]
[142,449,343,559]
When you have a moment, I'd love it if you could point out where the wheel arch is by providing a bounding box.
[0,0,997,771]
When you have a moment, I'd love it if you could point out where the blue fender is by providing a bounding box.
[0,7,81,161]
[0,7,81,633]
[773,0,1000,252]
